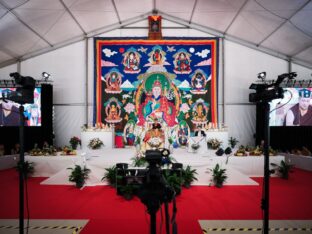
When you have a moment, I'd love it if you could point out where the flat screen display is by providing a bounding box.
[0,87,41,126]
[270,88,312,126]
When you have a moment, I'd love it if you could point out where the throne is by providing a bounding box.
[142,121,165,151]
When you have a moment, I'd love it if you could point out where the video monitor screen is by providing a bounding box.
[0,87,41,126]
[270,88,312,126]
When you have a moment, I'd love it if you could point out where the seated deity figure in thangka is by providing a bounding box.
[103,68,123,94]
[104,97,122,123]
[136,73,180,127]
[190,69,210,95]
[122,47,141,74]
[173,49,192,74]
[148,46,166,65]
[191,99,209,125]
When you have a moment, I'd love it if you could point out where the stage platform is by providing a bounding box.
[23,148,285,187]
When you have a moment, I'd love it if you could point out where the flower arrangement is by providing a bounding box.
[60,146,77,155]
[69,136,81,150]
[88,138,104,149]
[207,138,222,150]
[147,137,162,148]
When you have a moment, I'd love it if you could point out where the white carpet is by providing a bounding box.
[28,148,284,187]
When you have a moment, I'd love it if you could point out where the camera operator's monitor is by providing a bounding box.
[270,88,312,126]
[0,87,41,126]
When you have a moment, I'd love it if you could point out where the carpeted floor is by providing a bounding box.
[0,168,312,234]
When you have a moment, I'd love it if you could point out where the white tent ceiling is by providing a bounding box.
[0,0,311,68]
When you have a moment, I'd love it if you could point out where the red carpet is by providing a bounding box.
[1,168,312,234]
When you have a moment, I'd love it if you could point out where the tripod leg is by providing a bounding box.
[164,202,170,234]
[150,212,156,234]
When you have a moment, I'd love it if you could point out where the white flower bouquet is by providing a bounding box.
[207,138,222,150]
[88,138,104,149]
[147,137,162,148]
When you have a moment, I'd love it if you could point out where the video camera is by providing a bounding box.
[249,72,297,103]
[137,149,175,214]
[2,73,36,104]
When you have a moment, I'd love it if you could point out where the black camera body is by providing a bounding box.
[249,72,296,103]
[4,73,36,104]
[137,150,175,214]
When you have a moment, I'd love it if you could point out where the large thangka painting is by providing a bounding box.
[94,38,219,146]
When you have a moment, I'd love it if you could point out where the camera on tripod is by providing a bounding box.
[2,72,36,104]
[249,72,297,103]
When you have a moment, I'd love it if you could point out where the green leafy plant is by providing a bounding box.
[228,137,239,149]
[131,156,147,167]
[102,166,119,187]
[16,161,34,179]
[67,165,91,188]
[209,163,227,188]
[182,165,198,188]
[271,160,294,179]
[119,184,138,200]
[163,170,183,195]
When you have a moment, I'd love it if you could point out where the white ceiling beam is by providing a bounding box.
[188,0,198,24]
[0,0,53,47]
[159,11,292,60]
[59,0,87,35]
[224,0,249,34]
[257,0,312,47]
[0,45,19,59]
[0,12,152,68]
[111,0,121,24]
[291,43,312,57]
[159,10,224,37]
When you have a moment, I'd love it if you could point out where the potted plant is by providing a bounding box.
[119,184,137,200]
[191,143,200,152]
[182,165,198,188]
[131,156,147,167]
[16,161,34,179]
[163,170,183,195]
[88,138,104,150]
[67,165,91,188]
[69,136,81,150]
[271,160,293,179]
[207,138,222,150]
[102,166,118,187]
[209,163,227,188]
[228,137,239,149]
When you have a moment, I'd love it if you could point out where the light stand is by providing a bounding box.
[249,72,297,234]
[262,102,270,234]
[19,105,25,234]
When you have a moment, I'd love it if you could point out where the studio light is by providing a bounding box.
[257,72,266,81]
[42,72,51,81]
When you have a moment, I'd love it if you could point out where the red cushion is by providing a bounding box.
[115,136,124,148]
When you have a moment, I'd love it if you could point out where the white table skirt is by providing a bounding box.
[206,131,229,148]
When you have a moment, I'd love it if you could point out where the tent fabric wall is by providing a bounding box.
[0,28,311,147]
